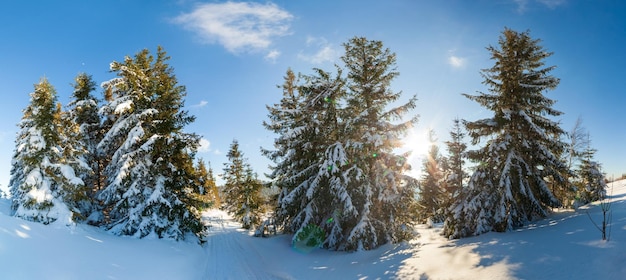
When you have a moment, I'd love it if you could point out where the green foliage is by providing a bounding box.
[193,159,220,210]
[223,140,263,229]
[97,46,204,240]
[264,37,419,251]
[444,28,567,238]
[575,136,607,204]
[10,78,89,224]
[418,130,445,223]
[294,224,326,248]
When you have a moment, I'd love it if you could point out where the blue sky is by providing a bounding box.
[0,0,624,190]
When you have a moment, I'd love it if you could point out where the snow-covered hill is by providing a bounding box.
[2,180,626,279]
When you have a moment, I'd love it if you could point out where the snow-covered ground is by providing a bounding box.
[2,180,626,279]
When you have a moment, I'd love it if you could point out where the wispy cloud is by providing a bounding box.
[513,0,566,13]
[447,50,466,69]
[173,2,293,54]
[191,100,208,108]
[513,0,529,13]
[297,36,339,64]
[198,138,211,153]
[537,0,566,9]
[265,49,281,63]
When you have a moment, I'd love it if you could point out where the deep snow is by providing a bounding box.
[1,180,625,279]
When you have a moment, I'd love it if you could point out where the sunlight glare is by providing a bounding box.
[401,128,432,178]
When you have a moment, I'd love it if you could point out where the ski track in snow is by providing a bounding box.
[202,211,292,280]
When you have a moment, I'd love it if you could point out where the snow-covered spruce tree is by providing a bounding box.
[66,73,101,220]
[262,68,324,232]
[265,38,418,251]
[443,28,566,238]
[97,47,204,240]
[10,78,88,224]
[576,134,606,204]
[418,130,445,223]
[557,117,588,207]
[195,159,220,209]
[339,37,418,250]
[223,140,263,229]
[281,68,353,249]
[442,118,468,205]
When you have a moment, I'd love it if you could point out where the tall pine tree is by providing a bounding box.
[340,37,418,250]
[97,47,204,240]
[265,37,419,251]
[443,118,467,203]
[223,140,263,229]
[418,130,444,223]
[10,78,87,224]
[66,73,101,220]
[262,68,316,231]
[576,134,606,204]
[557,117,587,207]
[444,28,566,238]
[195,159,220,209]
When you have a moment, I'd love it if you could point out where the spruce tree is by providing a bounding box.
[339,37,418,250]
[66,73,101,220]
[195,159,220,208]
[576,134,606,204]
[444,28,566,238]
[10,78,87,224]
[263,68,338,235]
[264,37,418,251]
[284,68,351,249]
[223,140,263,229]
[443,118,468,203]
[418,130,444,223]
[557,117,588,207]
[97,47,204,240]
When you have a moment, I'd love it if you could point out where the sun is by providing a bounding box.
[401,128,431,157]
[400,128,432,178]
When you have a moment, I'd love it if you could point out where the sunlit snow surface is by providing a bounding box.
[1,180,626,279]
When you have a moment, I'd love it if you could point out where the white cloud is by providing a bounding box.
[537,0,566,9]
[448,55,465,68]
[265,49,281,63]
[191,100,208,108]
[173,2,293,54]
[198,138,210,153]
[513,0,566,13]
[297,36,339,64]
[513,0,529,13]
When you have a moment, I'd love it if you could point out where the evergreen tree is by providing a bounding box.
[10,78,87,224]
[223,140,263,229]
[418,130,444,223]
[97,47,204,240]
[443,118,468,203]
[264,38,419,251]
[66,73,101,220]
[206,163,220,207]
[444,28,566,238]
[339,37,418,250]
[557,117,588,207]
[262,68,313,230]
[576,134,606,204]
[195,159,220,209]
[284,68,353,249]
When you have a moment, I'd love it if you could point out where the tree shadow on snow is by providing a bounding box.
[292,240,422,279]
[447,200,626,279]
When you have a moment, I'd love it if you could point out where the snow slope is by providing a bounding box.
[0,199,206,280]
[1,180,625,279]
